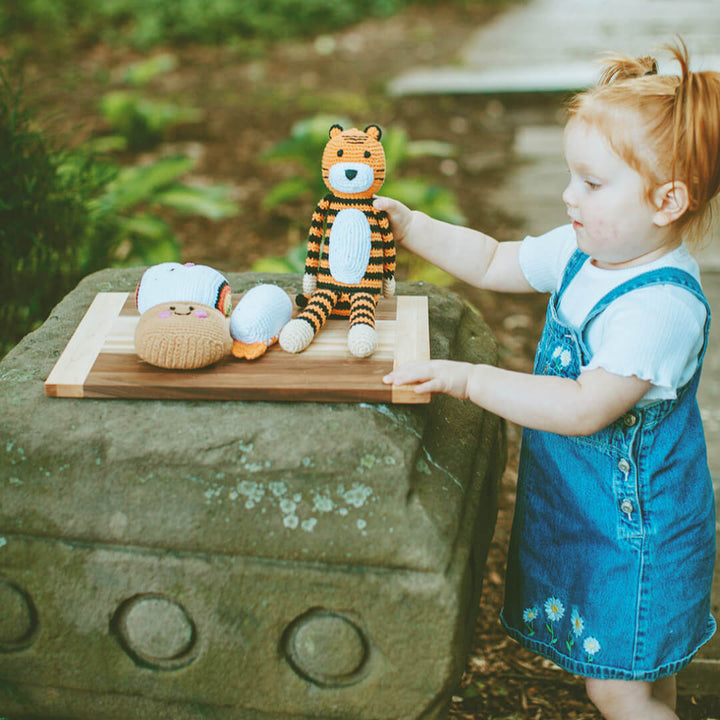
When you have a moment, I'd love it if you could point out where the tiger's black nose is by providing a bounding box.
[345,169,358,180]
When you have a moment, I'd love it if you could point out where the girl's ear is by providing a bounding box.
[652,181,690,227]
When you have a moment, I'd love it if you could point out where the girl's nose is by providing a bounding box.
[562,182,575,208]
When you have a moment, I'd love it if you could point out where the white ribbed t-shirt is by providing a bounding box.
[519,224,707,403]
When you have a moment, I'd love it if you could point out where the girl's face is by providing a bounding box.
[562,119,671,269]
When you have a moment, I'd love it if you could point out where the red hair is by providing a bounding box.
[567,38,720,246]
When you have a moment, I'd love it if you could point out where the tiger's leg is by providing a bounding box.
[279,288,339,353]
[347,292,379,358]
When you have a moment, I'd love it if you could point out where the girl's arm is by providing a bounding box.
[384,361,651,436]
[373,196,534,292]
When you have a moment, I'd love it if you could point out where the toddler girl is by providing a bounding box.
[375,40,718,720]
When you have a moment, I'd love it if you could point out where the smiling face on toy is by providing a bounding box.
[156,303,210,320]
[322,124,386,199]
[135,301,231,370]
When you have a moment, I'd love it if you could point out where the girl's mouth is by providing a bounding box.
[572,221,583,231]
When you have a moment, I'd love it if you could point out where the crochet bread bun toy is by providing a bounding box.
[229,284,293,360]
[134,262,232,370]
[279,124,395,358]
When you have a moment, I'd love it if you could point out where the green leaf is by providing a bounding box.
[117,215,180,265]
[383,178,466,225]
[82,134,128,154]
[124,53,178,86]
[136,98,202,133]
[102,155,196,211]
[120,212,173,242]
[137,235,182,266]
[262,176,312,209]
[250,256,298,273]
[251,241,307,274]
[154,185,240,219]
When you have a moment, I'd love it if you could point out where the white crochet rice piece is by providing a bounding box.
[136,262,229,314]
[230,284,293,344]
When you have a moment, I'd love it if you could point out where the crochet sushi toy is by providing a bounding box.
[229,284,293,359]
[134,262,232,370]
[279,124,396,358]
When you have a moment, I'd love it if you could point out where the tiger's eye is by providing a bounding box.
[337,149,343,157]
[364,151,370,158]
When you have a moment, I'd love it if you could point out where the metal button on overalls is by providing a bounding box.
[623,412,638,427]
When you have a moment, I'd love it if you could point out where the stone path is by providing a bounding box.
[390,0,720,95]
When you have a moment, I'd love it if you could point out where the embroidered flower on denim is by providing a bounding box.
[522,607,539,636]
[544,597,565,622]
[552,346,572,367]
[546,345,573,375]
[544,597,564,644]
[566,608,585,653]
[584,636,601,662]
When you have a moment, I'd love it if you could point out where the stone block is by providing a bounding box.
[0,270,505,720]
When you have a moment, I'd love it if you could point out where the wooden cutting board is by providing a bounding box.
[44,292,431,404]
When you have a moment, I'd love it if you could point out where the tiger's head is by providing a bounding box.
[321,124,386,199]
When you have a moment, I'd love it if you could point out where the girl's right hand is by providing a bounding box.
[373,196,413,244]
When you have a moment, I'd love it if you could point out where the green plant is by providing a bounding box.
[0,0,433,49]
[254,115,463,285]
[0,64,239,359]
[90,153,240,266]
[0,68,115,357]
[99,54,202,151]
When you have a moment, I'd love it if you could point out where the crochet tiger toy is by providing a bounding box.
[279,124,395,358]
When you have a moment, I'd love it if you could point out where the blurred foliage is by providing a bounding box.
[253,115,461,285]
[99,91,202,150]
[0,63,239,358]
[0,0,489,49]
[99,54,202,151]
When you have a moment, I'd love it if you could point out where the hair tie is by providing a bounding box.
[644,59,659,76]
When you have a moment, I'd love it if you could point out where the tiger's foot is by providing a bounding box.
[347,324,377,358]
[279,319,315,353]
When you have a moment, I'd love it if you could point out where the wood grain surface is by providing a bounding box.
[45,292,431,404]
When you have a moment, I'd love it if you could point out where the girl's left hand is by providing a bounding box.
[383,360,472,399]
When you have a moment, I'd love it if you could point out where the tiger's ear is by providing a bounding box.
[364,124,382,141]
[329,124,344,138]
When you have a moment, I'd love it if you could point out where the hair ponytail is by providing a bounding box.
[670,39,720,214]
[568,38,720,246]
[598,55,658,85]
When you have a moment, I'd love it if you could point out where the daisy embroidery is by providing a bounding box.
[551,346,572,368]
[571,609,584,637]
[544,597,564,644]
[584,636,601,662]
[566,608,584,653]
[544,597,565,622]
[522,607,539,636]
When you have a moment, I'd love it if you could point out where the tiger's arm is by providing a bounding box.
[301,195,330,299]
[377,209,396,297]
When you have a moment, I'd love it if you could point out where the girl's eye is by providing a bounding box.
[585,180,601,190]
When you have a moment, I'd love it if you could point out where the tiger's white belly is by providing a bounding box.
[328,208,371,284]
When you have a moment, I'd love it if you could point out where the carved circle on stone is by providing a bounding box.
[0,578,38,651]
[283,609,369,687]
[112,594,198,670]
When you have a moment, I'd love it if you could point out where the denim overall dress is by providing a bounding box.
[501,249,716,681]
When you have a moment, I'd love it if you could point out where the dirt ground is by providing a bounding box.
[20,3,720,718]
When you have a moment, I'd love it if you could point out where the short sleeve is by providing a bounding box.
[519,224,577,293]
[582,286,707,399]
